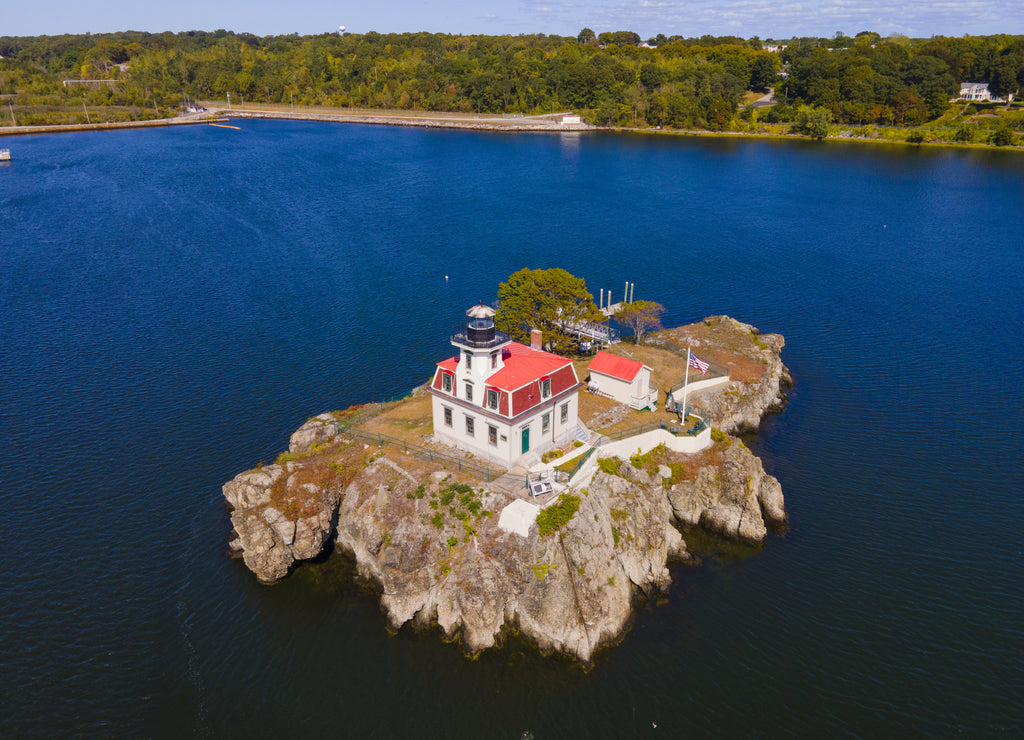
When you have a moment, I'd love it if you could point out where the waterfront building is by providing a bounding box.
[429,303,581,467]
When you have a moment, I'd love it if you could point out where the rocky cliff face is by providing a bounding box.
[224,459,342,583]
[223,431,785,661]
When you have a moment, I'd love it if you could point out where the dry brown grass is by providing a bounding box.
[357,394,435,445]
[268,445,364,519]
[656,321,769,384]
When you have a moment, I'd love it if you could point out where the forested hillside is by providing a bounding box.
[1,29,1022,138]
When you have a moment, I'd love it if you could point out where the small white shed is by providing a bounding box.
[588,350,657,410]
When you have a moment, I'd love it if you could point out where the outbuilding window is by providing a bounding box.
[465,415,475,436]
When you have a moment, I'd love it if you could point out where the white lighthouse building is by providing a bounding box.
[428,303,582,467]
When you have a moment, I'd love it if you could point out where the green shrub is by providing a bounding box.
[597,457,621,476]
[536,494,581,537]
[541,449,565,463]
[710,428,728,444]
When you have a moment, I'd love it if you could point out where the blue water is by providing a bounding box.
[2,121,1023,736]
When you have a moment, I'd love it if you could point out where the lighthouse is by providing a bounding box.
[428,302,582,467]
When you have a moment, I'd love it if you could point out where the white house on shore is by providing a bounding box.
[958,82,1014,104]
[587,350,657,410]
[429,303,582,467]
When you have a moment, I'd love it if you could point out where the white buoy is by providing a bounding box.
[445,275,449,281]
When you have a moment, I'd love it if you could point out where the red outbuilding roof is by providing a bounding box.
[588,350,646,382]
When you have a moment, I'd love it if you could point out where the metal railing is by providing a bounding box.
[333,421,527,487]
[554,415,710,483]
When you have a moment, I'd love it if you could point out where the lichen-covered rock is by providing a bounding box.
[289,413,339,453]
[223,462,342,583]
[667,437,786,543]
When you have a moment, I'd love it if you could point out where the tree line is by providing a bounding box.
[0,29,1022,131]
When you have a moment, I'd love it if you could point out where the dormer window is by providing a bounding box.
[442,373,453,394]
[487,388,499,410]
[464,381,474,402]
[540,378,551,399]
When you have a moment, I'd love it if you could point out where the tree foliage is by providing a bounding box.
[793,105,833,138]
[0,29,1022,132]
[614,300,665,344]
[495,268,601,354]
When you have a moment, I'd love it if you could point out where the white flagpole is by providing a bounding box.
[680,346,691,423]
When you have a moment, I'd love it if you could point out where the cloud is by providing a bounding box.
[518,0,1024,39]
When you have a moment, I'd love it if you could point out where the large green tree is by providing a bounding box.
[495,268,602,353]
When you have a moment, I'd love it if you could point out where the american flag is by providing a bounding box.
[688,352,709,375]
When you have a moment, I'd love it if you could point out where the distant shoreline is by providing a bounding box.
[1,104,1021,153]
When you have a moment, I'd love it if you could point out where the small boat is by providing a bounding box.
[0,148,10,161]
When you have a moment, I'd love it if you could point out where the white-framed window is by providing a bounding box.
[443,406,452,427]
[490,351,498,369]
[465,415,475,436]
[542,412,550,434]
[464,381,473,402]
[560,401,569,424]
[488,425,497,446]
[442,372,453,393]
[487,388,499,410]
[464,350,472,370]
[540,378,552,399]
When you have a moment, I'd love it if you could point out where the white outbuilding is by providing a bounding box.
[587,350,657,410]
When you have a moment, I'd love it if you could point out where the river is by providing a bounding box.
[1,120,1022,736]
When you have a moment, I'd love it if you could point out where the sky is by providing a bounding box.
[5,0,1023,40]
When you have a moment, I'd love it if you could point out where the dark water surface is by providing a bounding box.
[2,121,1023,737]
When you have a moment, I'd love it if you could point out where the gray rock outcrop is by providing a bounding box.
[224,462,341,583]
[666,439,787,543]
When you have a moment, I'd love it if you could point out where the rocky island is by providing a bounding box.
[223,315,791,662]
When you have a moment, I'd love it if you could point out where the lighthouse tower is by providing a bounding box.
[451,302,511,399]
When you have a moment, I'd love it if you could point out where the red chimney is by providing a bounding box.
[530,328,543,350]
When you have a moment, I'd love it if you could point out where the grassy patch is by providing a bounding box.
[630,442,666,473]
[536,494,581,537]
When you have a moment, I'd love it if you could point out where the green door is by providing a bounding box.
[521,426,530,454]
